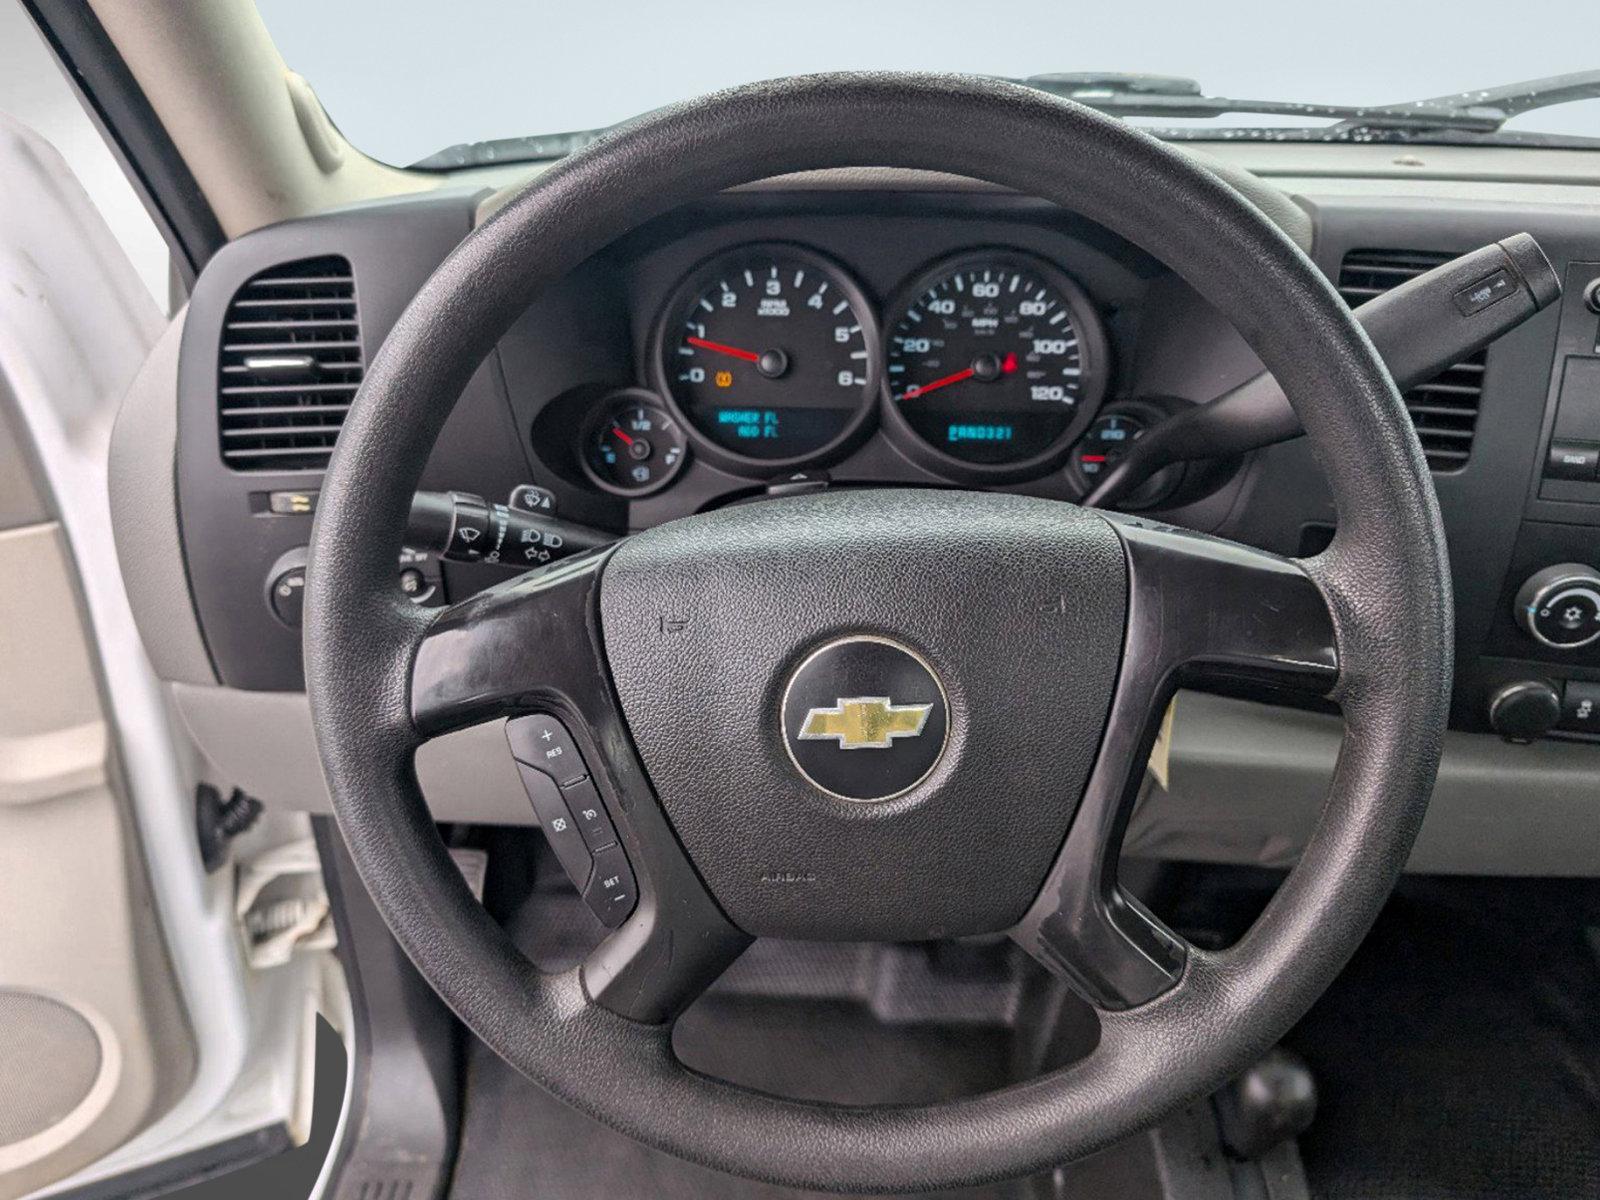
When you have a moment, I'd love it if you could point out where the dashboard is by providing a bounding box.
[169,172,1600,759]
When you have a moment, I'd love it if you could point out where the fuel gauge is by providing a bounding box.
[581,390,688,496]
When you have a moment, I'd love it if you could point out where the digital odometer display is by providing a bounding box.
[656,246,879,465]
[884,253,1107,470]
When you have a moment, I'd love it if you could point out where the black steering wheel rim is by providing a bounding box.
[305,72,1451,1192]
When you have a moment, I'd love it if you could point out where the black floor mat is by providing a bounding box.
[675,994,1016,1105]
[448,848,1160,1200]
[446,1021,1168,1200]
[1164,873,1600,1200]
[448,1011,1040,1200]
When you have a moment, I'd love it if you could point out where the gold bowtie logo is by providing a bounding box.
[798,697,933,750]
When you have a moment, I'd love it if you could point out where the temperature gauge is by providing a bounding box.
[581,391,688,496]
[1066,403,1184,510]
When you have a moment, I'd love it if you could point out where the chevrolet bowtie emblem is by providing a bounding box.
[798,696,933,750]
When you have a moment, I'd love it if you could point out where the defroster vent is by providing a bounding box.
[1338,249,1485,472]
[217,255,361,471]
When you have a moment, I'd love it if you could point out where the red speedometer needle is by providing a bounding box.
[902,366,975,400]
[686,336,760,362]
[902,351,1018,400]
[610,424,634,447]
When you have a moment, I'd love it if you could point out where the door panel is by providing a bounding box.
[0,419,194,1200]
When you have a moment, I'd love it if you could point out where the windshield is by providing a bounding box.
[256,0,1600,168]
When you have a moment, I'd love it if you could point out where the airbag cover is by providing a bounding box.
[599,488,1126,939]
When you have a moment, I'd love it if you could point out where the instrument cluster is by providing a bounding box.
[577,240,1140,499]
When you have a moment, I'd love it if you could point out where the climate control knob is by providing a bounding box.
[1515,564,1600,650]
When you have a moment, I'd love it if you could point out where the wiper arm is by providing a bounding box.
[411,126,610,170]
[1011,72,1502,132]
[1384,70,1600,126]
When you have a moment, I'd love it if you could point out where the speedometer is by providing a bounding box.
[881,251,1108,478]
[654,244,880,471]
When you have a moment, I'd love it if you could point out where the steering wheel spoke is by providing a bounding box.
[411,551,614,736]
[1106,515,1341,699]
[1013,517,1339,1010]
[410,550,750,1024]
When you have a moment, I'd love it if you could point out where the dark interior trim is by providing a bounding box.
[314,818,460,1200]
[21,0,226,288]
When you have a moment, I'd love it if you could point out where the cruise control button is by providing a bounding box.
[514,762,592,891]
[505,714,587,785]
[560,777,618,851]
[1560,681,1600,734]
[582,845,638,928]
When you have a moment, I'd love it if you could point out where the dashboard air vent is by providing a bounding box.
[217,255,361,471]
[1337,249,1485,472]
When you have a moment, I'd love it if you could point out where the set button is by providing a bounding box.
[584,846,639,926]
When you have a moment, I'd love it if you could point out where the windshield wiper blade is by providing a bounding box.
[1010,72,1503,132]
[1014,69,1600,136]
[415,70,1600,170]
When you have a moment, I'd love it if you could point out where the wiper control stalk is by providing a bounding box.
[408,490,614,568]
[1084,234,1561,509]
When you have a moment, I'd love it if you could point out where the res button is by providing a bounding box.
[506,714,588,785]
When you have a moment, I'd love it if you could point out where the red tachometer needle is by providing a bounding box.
[610,424,634,446]
[686,336,760,363]
[902,366,975,401]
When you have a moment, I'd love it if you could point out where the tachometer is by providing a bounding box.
[654,245,880,470]
[881,251,1108,479]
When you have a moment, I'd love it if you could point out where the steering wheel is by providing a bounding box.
[304,73,1451,1192]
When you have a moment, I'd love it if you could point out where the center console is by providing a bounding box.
[1472,261,1600,739]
